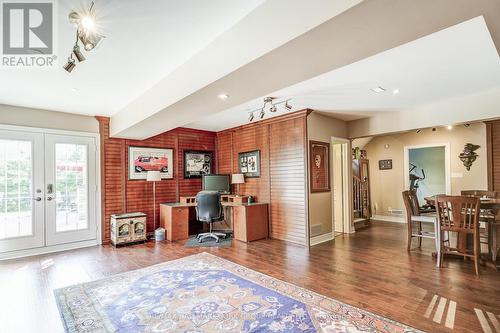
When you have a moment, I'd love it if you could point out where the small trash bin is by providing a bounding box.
[154,228,165,242]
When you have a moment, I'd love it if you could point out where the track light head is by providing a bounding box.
[259,109,265,119]
[248,113,254,121]
[416,129,421,133]
[284,101,292,111]
[464,123,471,128]
[79,31,103,51]
[63,56,76,73]
[270,105,277,113]
[73,44,85,62]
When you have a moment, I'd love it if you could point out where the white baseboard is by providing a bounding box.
[371,214,406,223]
[310,232,334,246]
[0,239,99,261]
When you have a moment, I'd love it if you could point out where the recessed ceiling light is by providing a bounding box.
[218,93,229,100]
[392,89,400,95]
[371,86,386,93]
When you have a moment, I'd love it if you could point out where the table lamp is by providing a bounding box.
[146,171,161,237]
[231,173,245,196]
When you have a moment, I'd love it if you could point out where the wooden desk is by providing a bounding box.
[160,202,269,243]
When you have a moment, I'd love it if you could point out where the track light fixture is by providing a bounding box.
[64,2,104,73]
[63,55,76,73]
[73,43,85,62]
[247,97,293,122]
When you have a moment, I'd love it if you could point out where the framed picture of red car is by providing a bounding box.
[128,146,174,180]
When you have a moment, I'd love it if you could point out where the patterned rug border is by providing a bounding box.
[54,252,424,333]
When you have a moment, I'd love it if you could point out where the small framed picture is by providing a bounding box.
[183,150,213,178]
[128,146,174,180]
[309,141,330,193]
[379,159,393,170]
[238,150,260,178]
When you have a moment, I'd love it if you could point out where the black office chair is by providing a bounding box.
[195,191,226,243]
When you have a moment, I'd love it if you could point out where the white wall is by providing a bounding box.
[307,112,348,236]
[364,123,487,221]
[0,105,99,133]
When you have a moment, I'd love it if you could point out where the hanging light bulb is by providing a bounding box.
[63,55,76,73]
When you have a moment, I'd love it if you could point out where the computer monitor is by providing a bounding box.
[202,174,230,194]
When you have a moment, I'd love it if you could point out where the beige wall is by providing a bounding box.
[307,112,348,237]
[364,123,487,219]
[0,104,99,133]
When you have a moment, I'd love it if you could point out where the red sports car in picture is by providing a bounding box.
[134,156,168,172]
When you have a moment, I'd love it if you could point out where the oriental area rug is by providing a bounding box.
[54,252,422,332]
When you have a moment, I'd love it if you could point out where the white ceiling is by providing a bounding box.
[186,16,500,131]
[0,0,264,115]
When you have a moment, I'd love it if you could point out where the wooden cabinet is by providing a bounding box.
[110,212,147,246]
[232,203,268,242]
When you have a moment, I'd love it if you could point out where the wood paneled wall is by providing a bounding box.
[483,120,500,254]
[96,117,216,244]
[216,110,309,245]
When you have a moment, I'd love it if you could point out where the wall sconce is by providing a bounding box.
[459,143,480,171]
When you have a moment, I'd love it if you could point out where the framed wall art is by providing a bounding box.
[183,150,213,178]
[238,150,260,178]
[379,159,393,170]
[128,146,174,180]
[309,140,330,193]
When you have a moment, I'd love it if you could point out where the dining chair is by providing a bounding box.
[461,190,498,262]
[402,190,441,267]
[435,195,481,275]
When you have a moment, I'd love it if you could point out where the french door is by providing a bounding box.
[0,129,98,255]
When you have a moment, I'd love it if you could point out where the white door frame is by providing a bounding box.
[0,124,101,260]
[403,143,451,194]
[331,137,354,234]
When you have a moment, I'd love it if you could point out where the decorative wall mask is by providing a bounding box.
[459,143,480,171]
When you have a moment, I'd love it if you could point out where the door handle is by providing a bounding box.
[33,197,42,201]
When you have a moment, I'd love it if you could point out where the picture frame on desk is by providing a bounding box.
[183,150,213,178]
[128,146,174,180]
[238,150,260,178]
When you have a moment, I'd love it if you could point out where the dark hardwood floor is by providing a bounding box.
[0,222,498,333]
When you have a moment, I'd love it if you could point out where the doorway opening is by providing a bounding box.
[331,138,353,235]
[404,143,451,206]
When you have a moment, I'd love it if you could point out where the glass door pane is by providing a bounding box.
[55,143,88,232]
[0,130,44,254]
[45,134,97,246]
[0,139,33,239]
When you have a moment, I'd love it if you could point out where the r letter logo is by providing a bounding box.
[1,1,56,68]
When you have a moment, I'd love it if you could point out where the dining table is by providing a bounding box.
[424,196,499,270]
